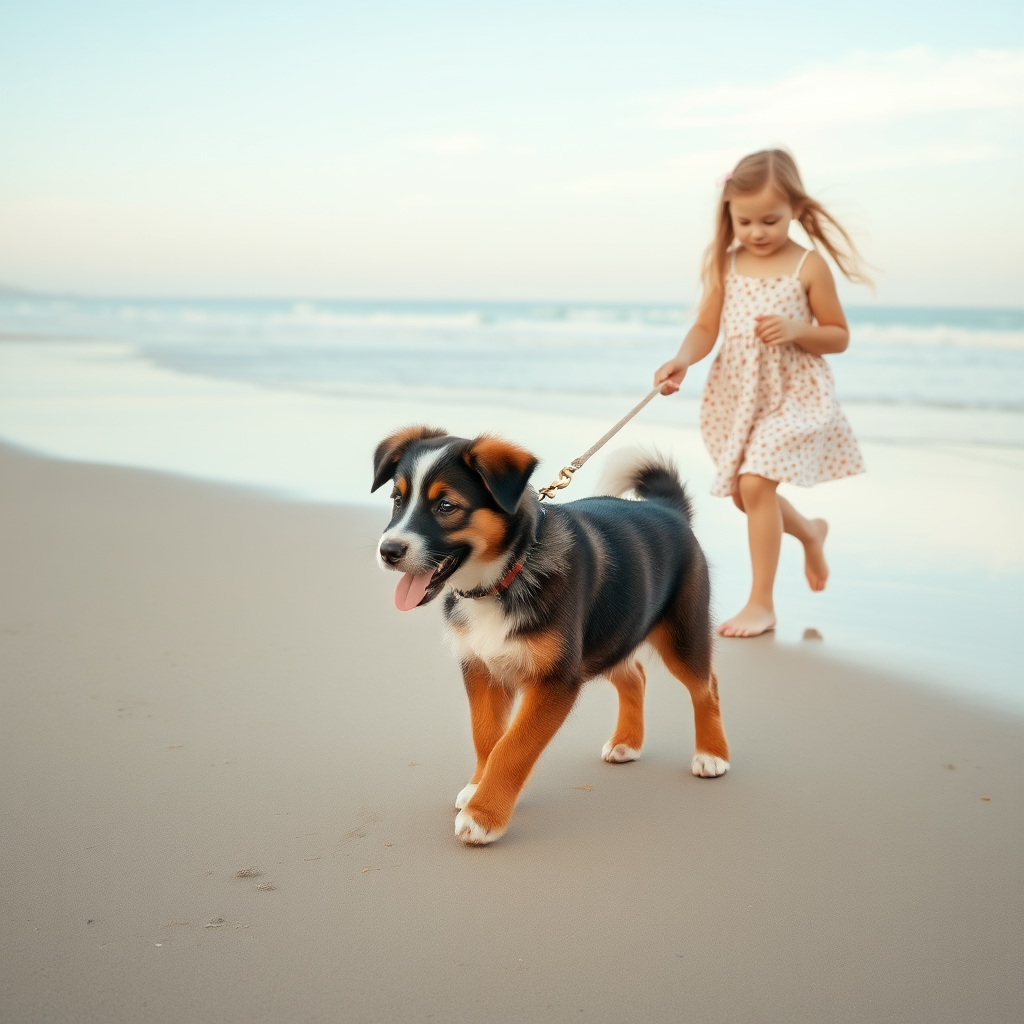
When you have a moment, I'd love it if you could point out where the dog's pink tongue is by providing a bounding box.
[394,571,433,612]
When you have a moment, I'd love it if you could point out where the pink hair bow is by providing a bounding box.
[717,170,734,188]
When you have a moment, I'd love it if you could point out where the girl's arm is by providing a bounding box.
[755,251,850,355]
[653,287,724,394]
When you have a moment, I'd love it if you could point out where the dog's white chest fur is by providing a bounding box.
[445,596,527,683]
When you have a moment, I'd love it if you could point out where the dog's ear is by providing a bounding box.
[464,435,538,515]
[371,426,448,492]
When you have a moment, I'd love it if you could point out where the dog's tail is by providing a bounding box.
[597,446,694,524]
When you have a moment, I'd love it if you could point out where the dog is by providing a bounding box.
[372,425,729,845]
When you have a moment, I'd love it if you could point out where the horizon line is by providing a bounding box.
[1,286,1022,315]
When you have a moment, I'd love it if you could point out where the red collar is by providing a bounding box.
[495,558,526,591]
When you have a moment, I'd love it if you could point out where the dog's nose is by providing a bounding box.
[379,538,408,565]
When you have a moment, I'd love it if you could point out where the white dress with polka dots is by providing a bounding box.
[700,248,865,497]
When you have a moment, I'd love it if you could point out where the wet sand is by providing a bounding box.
[1,443,1021,1023]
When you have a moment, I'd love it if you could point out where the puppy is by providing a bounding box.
[372,426,729,845]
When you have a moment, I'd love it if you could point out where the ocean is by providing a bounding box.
[2,296,1022,417]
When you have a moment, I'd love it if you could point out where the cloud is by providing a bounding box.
[573,148,738,196]
[572,49,1021,197]
[410,133,484,155]
[642,48,1024,131]
[812,142,1001,175]
[571,139,1003,197]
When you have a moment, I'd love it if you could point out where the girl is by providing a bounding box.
[654,148,869,638]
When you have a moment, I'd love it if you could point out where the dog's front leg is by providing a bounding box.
[455,680,580,845]
[456,660,515,811]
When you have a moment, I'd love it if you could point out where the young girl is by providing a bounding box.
[654,148,869,638]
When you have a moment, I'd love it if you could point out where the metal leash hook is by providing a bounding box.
[534,385,663,502]
[537,463,579,501]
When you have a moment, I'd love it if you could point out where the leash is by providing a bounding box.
[537,385,663,501]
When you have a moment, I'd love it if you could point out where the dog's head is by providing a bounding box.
[371,426,539,610]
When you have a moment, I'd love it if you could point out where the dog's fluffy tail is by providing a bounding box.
[597,446,694,523]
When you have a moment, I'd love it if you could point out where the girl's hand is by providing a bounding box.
[654,357,689,395]
[754,314,800,347]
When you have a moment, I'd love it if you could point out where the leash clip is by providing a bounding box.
[537,463,578,502]
[534,385,663,501]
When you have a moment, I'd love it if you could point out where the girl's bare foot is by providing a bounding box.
[804,519,829,593]
[717,602,776,638]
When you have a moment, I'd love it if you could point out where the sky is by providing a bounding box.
[1,0,1022,306]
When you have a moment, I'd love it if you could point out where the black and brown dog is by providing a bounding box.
[372,425,729,845]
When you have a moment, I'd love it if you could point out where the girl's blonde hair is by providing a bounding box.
[699,148,871,306]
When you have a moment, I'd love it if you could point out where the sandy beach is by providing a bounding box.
[4,4,1023,1020]
[1,441,1021,1024]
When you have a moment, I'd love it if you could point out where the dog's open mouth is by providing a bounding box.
[394,554,462,612]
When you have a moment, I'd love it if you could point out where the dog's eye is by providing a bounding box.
[392,493,403,508]
[436,500,457,515]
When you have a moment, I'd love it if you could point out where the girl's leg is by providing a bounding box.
[732,490,829,593]
[777,495,829,592]
[719,474,781,637]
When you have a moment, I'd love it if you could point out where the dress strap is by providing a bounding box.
[793,248,810,277]
[730,248,737,274]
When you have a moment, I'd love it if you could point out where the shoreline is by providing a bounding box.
[2,443,1022,1023]
[3,291,1023,315]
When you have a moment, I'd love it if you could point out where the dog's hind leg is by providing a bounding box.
[602,659,646,763]
[456,660,516,810]
[455,681,581,845]
[649,623,730,778]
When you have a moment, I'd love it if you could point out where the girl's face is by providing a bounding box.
[728,188,798,257]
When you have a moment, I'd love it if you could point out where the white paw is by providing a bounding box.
[602,741,641,763]
[454,809,505,845]
[454,783,478,811]
[691,753,730,778]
